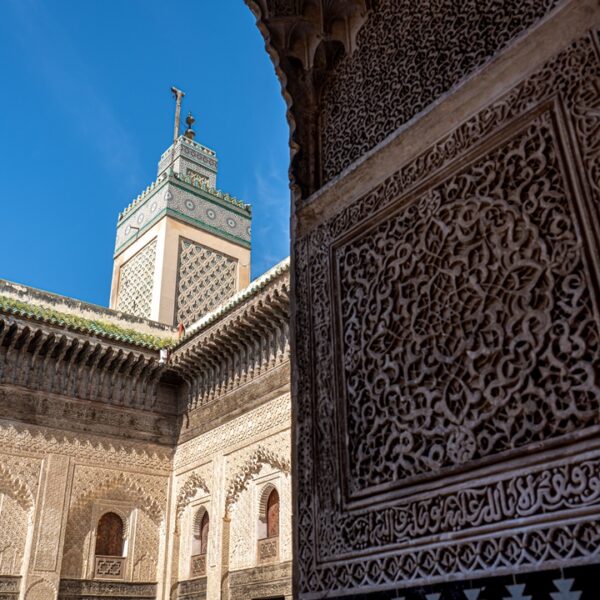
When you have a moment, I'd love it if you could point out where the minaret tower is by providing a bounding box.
[109,88,251,326]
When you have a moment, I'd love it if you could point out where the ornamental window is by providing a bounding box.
[190,507,209,578]
[257,485,280,565]
[94,512,126,579]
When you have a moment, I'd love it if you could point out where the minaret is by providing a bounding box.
[109,89,251,326]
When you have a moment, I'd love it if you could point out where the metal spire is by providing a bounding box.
[171,86,185,143]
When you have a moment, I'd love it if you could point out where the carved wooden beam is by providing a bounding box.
[0,315,163,412]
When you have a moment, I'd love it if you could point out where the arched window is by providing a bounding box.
[266,489,279,539]
[95,512,124,556]
[257,486,280,565]
[192,509,209,556]
[190,508,209,577]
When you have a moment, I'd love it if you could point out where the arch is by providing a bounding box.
[61,474,164,579]
[257,482,278,523]
[25,578,56,600]
[266,488,279,538]
[191,507,209,556]
[0,464,34,513]
[176,472,210,519]
[69,473,163,526]
[258,483,280,541]
[225,446,290,509]
[95,512,124,556]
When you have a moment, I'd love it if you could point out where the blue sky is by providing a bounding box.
[0,0,290,306]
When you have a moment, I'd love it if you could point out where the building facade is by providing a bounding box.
[0,111,292,600]
[4,1,600,599]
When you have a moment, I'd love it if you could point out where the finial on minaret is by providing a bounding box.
[184,112,196,140]
[171,86,185,143]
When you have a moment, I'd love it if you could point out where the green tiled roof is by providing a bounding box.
[0,296,174,350]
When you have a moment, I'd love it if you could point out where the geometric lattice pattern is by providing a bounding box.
[116,239,157,319]
[175,238,237,327]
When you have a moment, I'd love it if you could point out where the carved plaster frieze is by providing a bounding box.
[174,393,291,471]
[0,421,172,472]
[176,576,207,600]
[58,578,156,599]
[0,575,20,595]
[0,387,177,445]
[228,561,292,600]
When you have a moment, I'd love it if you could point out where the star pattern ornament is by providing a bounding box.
[551,579,582,600]
[503,584,532,600]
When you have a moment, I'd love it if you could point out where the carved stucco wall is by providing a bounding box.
[291,4,600,595]
[173,393,291,599]
[318,0,564,183]
[0,493,30,576]
[60,463,167,582]
[0,246,290,600]
[228,458,292,571]
[116,239,157,320]
[175,239,238,327]
[0,393,291,599]
[0,450,39,588]
[0,419,172,599]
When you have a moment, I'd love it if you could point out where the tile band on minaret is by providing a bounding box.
[109,88,251,326]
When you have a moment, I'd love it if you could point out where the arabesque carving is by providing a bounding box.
[337,112,600,494]
[225,446,291,509]
[0,422,171,473]
[293,28,600,596]
[174,393,290,470]
[0,463,35,513]
[176,472,210,519]
[319,0,563,183]
[0,493,29,576]
[246,0,564,200]
[61,468,167,580]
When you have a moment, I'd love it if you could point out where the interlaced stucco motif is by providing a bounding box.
[61,467,167,580]
[0,423,171,472]
[174,393,290,470]
[293,30,600,596]
[0,459,37,511]
[320,0,561,182]
[175,239,238,326]
[176,471,210,519]
[0,493,29,576]
[228,482,254,571]
[116,240,157,319]
[131,510,159,582]
[336,115,600,492]
[225,446,291,509]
